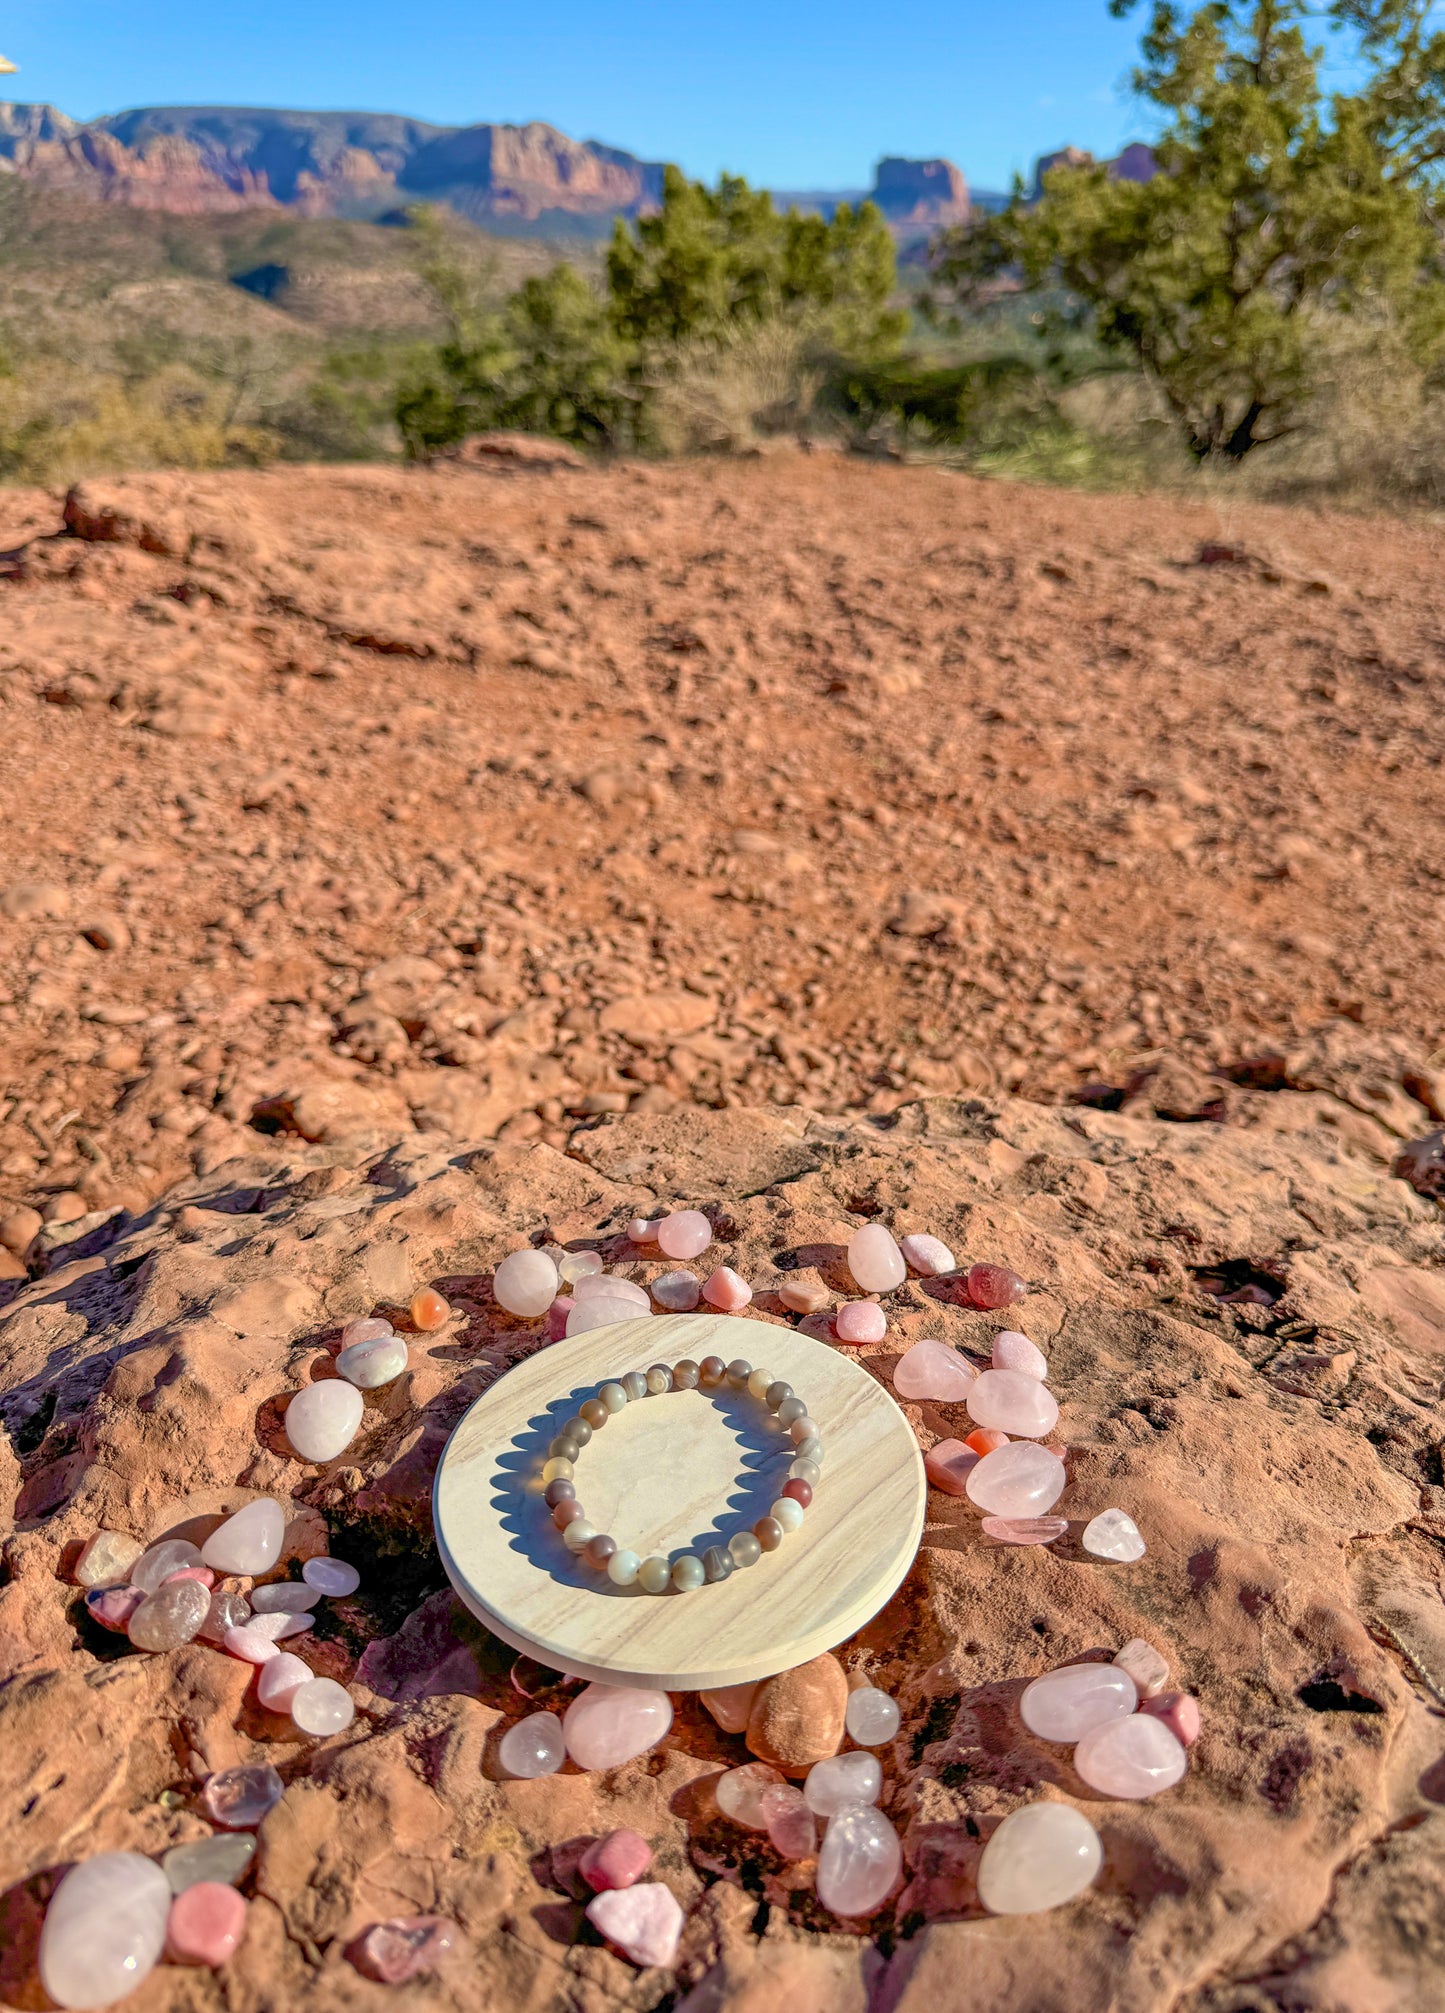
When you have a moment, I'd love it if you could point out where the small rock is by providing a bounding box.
[922,1438,977,1496]
[74,1529,143,1589]
[700,1680,760,1733]
[992,1330,1048,1379]
[967,1263,1025,1309]
[977,1803,1102,1915]
[981,1517,1068,1545]
[713,1761,785,1828]
[746,1653,848,1775]
[201,1498,285,1576]
[835,1301,887,1345]
[892,1339,976,1401]
[966,1442,1066,1517]
[39,1852,171,2010]
[651,1269,701,1311]
[197,1590,252,1642]
[290,1676,355,1735]
[410,1286,451,1331]
[900,1232,956,1277]
[761,1781,818,1857]
[302,1556,361,1596]
[493,1248,560,1318]
[352,1915,458,1984]
[778,1276,830,1315]
[0,1205,42,1255]
[79,911,132,953]
[1140,1691,1202,1747]
[847,1223,906,1294]
[803,1751,881,1815]
[564,1683,672,1769]
[585,1883,684,1968]
[701,1265,752,1311]
[162,1834,257,1894]
[816,1804,901,1916]
[203,1763,284,1829]
[256,1652,312,1711]
[285,1380,364,1462]
[656,1210,711,1261]
[579,1829,654,1891]
[1082,1508,1146,1563]
[844,1686,901,1746]
[86,1585,145,1633]
[250,1582,321,1614]
[1113,1637,1170,1697]
[1074,1713,1187,1797]
[1021,1663,1138,1742]
[499,1711,566,1778]
[337,1332,408,1387]
[966,1368,1059,1440]
[166,1882,247,1966]
[128,1578,211,1650]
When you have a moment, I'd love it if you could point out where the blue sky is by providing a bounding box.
[0,0,1152,191]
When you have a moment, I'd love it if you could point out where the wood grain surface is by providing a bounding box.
[433,1312,925,1689]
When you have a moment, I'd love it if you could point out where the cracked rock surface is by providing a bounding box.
[1,1082,1442,2012]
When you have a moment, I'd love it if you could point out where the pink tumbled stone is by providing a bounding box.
[567,1295,651,1336]
[256,1651,311,1711]
[1141,1691,1202,1748]
[816,1804,902,1917]
[1074,1713,1188,1798]
[761,1782,818,1859]
[563,1683,673,1769]
[628,1218,663,1244]
[586,1883,684,1969]
[202,1763,283,1829]
[966,1368,1060,1440]
[835,1300,887,1345]
[965,1441,1067,1516]
[574,1272,651,1307]
[992,1330,1049,1379]
[166,1881,247,1966]
[579,1829,654,1892]
[900,1232,956,1277]
[981,1517,1068,1546]
[340,1315,394,1350]
[546,1296,574,1340]
[353,1916,458,1984]
[923,1438,978,1495]
[161,1565,216,1589]
[892,1339,977,1401]
[85,1585,145,1632]
[967,1262,1026,1309]
[656,1210,711,1261]
[650,1269,701,1311]
[847,1222,906,1294]
[702,1265,752,1311]
[223,1624,281,1664]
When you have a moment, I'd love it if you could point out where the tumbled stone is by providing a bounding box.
[816,1804,902,1917]
[900,1232,955,1277]
[1141,1691,1202,1747]
[1074,1713,1187,1797]
[967,1263,1026,1309]
[291,1676,355,1735]
[923,1438,977,1495]
[75,1529,143,1589]
[966,1426,1009,1456]
[580,1829,654,1891]
[746,1654,848,1775]
[574,1272,651,1308]
[651,1268,701,1310]
[201,1499,285,1576]
[714,1761,785,1828]
[977,1802,1102,1915]
[966,1442,1067,1517]
[992,1330,1049,1379]
[702,1265,753,1310]
[835,1301,887,1345]
[39,1851,171,2009]
[340,1314,394,1350]
[270,1611,316,1640]
[203,1763,284,1829]
[337,1332,408,1388]
[1083,1509,1147,1563]
[285,1380,364,1462]
[161,1565,215,1589]
[303,1555,361,1596]
[500,1710,566,1778]
[1113,1637,1170,1697]
[966,1368,1059,1440]
[892,1339,976,1401]
[250,1582,321,1613]
[86,1585,145,1633]
[1021,1663,1138,1742]
[700,1681,760,1734]
[410,1286,451,1330]
[256,1651,312,1712]
[557,1250,604,1284]
[493,1247,560,1317]
[223,1623,281,1664]
[981,1516,1069,1545]
[778,1277,831,1315]
[656,1210,711,1260]
[564,1683,673,1769]
[845,1686,901,1746]
[628,1217,663,1243]
[166,1881,246,1966]
[847,1223,906,1293]
[353,1915,458,1984]
[803,1751,881,1816]
[162,1833,257,1894]
[130,1538,204,1594]
[762,1782,818,1857]
[567,1296,651,1336]
[586,1883,684,1968]
[129,1578,211,1651]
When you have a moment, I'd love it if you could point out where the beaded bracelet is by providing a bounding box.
[541,1354,823,1592]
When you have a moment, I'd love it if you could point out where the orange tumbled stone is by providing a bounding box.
[410,1287,451,1331]
[965,1427,1009,1456]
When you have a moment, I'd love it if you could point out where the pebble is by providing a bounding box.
[285,1380,364,1461]
[892,1338,976,1401]
[816,1803,902,1916]
[714,1761,785,1828]
[162,1833,257,1894]
[1074,1713,1188,1797]
[700,1681,760,1734]
[982,1517,1068,1545]
[966,1368,1060,1440]
[650,1268,701,1310]
[899,1232,956,1277]
[967,1262,1026,1309]
[977,1803,1102,1915]
[564,1683,673,1769]
[702,1265,753,1310]
[86,1585,145,1633]
[493,1247,560,1317]
[74,1529,143,1589]
[337,1332,408,1387]
[545,1296,574,1339]
[803,1751,882,1815]
[353,1916,458,1984]
[922,1438,977,1496]
[1141,1691,1202,1747]
[0,1203,42,1256]
[340,1315,394,1349]
[847,1223,906,1294]
[256,1651,312,1711]
[585,1883,684,1969]
[966,1427,1009,1455]
[567,1296,652,1335]
[203,1763,284,1829]
[1021,1663,1139,1742]
[291,1676,355,1735]
[778,1277,830,1315]
[845,1686,901,1745]
[1082,1508,1147,1563]
[39,1851,171,2009]
[303,1555,361,1596]
[656,1210,711,1261]
[992,1330,1048,1379]
[761,1781,818,1857]
[965,1442,1067,1517]
[628,1217,663,1243]
[746,1653,848,1773]
[201,1498,285,1576]
[499,1710,566,1777]
[166,1881,247,1966]
[410,1286,451,1330]
[129,1578,211,1650]
[222,1623,281,1664]
[580,1829,654,1891]
[1113,1637,1170,1697]
[835,1300,887,1345]
[161,1565,215,1589]
[250,1582,322,1613]
[130,1538,205,1594]
[557,1249,605,1284]
[574,1271,651,1308]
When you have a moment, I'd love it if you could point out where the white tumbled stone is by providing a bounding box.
[256,1651,312,1712]
[249,1581,321,1613]
[966,1368,1060,1440]
[804,1752,882,1816]
[977,1803,1102,1915]
[201,1498,285,1576]
[336,1332,408,1388]
[573,1272,650,1308]
[899,1232,955,1277]
[39,1852,171,2010]
[566,1296,651,1336]
[816,1804,902,1917]
[290,1677,355,1735]
[845,1686,901,1746]
[1083,1509,1147,1563]
[965,1441,1066,1517]
[1020,1664,1138,1743]
[493,1248,561,1318]
[285,1380,364,1462]
[303,1556,361,1596]
[992,1330,1049,1379]
[1074,1714,1187,1798]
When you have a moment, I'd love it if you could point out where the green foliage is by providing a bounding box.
[931,0,1445,460]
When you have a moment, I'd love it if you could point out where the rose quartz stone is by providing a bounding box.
[714,1761,785,1827]
[892,1339,977,1401]
[567,1296,652,1335]
[966,1442,1067,1516]
[39,1852,171,2010]
[966,1368,1060,1440]
[992,1330,1048,1379]
[1074,1713,1187,1798]
[161,1565,216,1589]
[761,1782,817,1858]
[977,1803,1102,1916]
[580,1829,654,1891]
[847,1223,906,1293]
[656,1210,711,1261]
[223,1625,281,1665]
[546,1296,574,1340]
[835,1301,887,1345]
[816,1804,902,1916]
[353,1916,458,1984]
[900,1232,956,1277]
[981,1517,1068,1546]
[493,1248,560,1317]
[628,1218,663,1243]
[574,1272,651,1308]
[256,1651,312,1711]
[340,1314,394,1349]
[967,1263,1026,1309]
[563,1683,673,1769]
[923,1438,978,1495]
[201,1497,285,1575]
[1021,1663,1139,1742]
[1141,1691,1202,1748]
[586,1883,684,1969]
[166,1881,246,1966]
[700,1681,760,1734]
[651,1269,701,1311]
[701,1265,753,1311]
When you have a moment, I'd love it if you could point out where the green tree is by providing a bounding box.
[930,0,1445,460]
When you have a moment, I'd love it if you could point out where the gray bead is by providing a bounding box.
[777,1396,806,1428]
[728,1531,762,1569]
[725,1359,752,1389]
[702,1546,734,1582]
[645,1364,672,1394]
[621,1370,648,1402]
[671,1554,705,1591]
[765,1381,793,1412]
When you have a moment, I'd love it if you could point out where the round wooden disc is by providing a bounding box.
[433,1312,925,1690]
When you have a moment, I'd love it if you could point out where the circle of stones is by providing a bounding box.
[541,1354,823,1592]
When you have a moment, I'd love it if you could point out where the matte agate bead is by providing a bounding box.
[782,1479,812,1507]
[599,1382,628,1413]
[544,1478,576,1508]
[765,1381,793,1411]
[671,1555,705,1591]
[621,1371,648,1401]
[776,1395,806,1427]
[554,1499,586,1531]
[1021,1664,1139,1743]
[795,1434,824,1464]
[580,1399,609,1430]
[966,1369,1060,1440]
[585,1534,618,1570]
[638,1556,671,1593]
[671,1359,701,1388]
[699,1356,726,1388]
[608,1548,641,1585]
[1074,1714,1187,1798]
[770,1498,804,1532]
[747,1367,773,1399]
[966,1442,1066,1517]
[645,1364,671,1394]
[848,1222,906,1293]
[977,1803,1102,1915]
[725,1357,752,1387]
[562,1415,593,1446]
[702,1545,734,1582]
[789,1458,820,1486]
[754,1516,784,1551]
[563,1520,596,1552]
[729,1531,762,1568]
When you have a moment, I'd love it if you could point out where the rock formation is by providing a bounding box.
[869,157,970,226]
